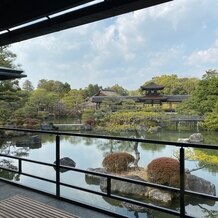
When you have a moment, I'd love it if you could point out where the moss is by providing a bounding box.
[102,152,135,173]
[147,157,180,187]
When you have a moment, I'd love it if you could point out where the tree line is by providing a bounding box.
[0,46,217,130]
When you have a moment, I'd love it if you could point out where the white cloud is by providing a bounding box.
[10,0,218,90]
[188,48,218,65]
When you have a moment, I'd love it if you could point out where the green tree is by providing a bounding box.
[145,74,199,95]
[177,69,218,116]
[202,102,218,131]
[28,89,49,113]
[0,46,17,68]
[84,84,101,97]
[37,79,71,96]
[22,80,34,92]
[61,89,86,117]
[110,84,129,96]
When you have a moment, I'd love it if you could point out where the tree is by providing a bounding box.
[144,74,199,95]
[0,46,18,68]
[202,102,218,131]
[28,89,49,113]
[61,89,86,117]
[37,79,71,96]
[84,84,101,97]
[177,69,218,116]
[110,84,129,96]
[22,80,34,92]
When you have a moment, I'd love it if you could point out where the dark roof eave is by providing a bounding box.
[0,0,173,46]
[0,66,26,80]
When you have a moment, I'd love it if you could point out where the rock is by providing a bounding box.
[53,157,76,173]
[187,174,216,196]
[189,133,203,143]
[177,138,190,143]
[120,202,153,213]
[85,168,108,185]
[146,188,172,205]
[100,175,148,196]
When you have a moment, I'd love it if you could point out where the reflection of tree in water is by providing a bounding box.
[1,140,28,157]
[102,196,154,218]
[40,134,55,143]
[97,139,134,156]
[194,148,218,173]
[140,143,165,152]
[197,204,218,218]
[0,136,42,181]
[0,159,20,181]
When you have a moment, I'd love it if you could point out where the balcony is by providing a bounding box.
[0,127,217,218]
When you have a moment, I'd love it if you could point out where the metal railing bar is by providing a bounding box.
[0,167,56,183]
[107,177,111,196]
[60,181,108,197]
[0,127,218,218]
[56,134,60,197]
[0,127,217,149]
[18,158,22,174]
[0,167,17,173]
[184,190,218,201]
[0,154,54,167]
[17,172,56,184]
[0,154,216,201]
[0,154,179,193]
[180,146,185,217]
[57,165,181,192]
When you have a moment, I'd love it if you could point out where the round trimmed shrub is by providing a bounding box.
[102,152,135,173]
[147,157,180,187]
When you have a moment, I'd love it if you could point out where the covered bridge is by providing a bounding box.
[92,82,189,109]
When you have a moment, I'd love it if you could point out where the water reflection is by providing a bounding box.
[0,130,217,218]
[140,143,165,152]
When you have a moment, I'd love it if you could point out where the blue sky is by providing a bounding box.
[11,0,218,90]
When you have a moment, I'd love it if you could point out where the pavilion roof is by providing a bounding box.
[0,66,27,80]
[141,82,165,90]
[94,89,120,97]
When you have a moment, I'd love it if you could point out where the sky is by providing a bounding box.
[10,0,218,90]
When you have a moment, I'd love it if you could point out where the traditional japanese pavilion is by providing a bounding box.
[91,82,189,109]
[138,82,168,105]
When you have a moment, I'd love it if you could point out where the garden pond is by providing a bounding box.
[0,129,217,218]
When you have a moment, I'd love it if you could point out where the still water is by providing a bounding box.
[0,130,217,218]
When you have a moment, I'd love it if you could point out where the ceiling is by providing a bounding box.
[0,0,172,46]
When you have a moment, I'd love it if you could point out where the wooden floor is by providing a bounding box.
[0,181,117,218]
[0,195,78,218]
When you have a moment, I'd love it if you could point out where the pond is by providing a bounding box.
[0,129,217,218]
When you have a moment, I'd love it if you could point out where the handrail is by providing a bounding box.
[0,127,217,218]
[0,127,217,149]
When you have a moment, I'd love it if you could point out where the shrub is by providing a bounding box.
[23,118,41,128]
[102,152,135,173]
[147,157,180,187]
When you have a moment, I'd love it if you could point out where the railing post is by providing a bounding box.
[56,135,60,197]
[18,159,22,174]
[107,177,111,196]
[180,146,185,217]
